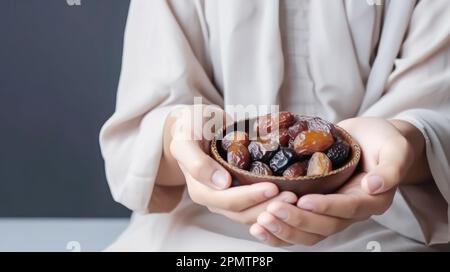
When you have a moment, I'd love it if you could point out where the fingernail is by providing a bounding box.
[211,171,228,189]
[253,232,267,242]
[264,222,280,233]
[273,209,289,221]
[298,200,315,211]
[365,175,384,193]
[264,187,278,198]
[281,193,297,203]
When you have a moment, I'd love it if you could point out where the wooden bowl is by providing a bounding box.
[210,117,361,196]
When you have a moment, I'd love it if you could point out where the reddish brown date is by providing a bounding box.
[250,161,273,176]
[307,152,332,176]
[273,111,296,130]
[227,143,250,170]
[288,119,308,139]
[275,128,291,146]
[282,161,308,178]
[253,114,272,136]
[293,130,334,156]
[263,128,290,147]
[222,131,250,151]
[254,111,295,135]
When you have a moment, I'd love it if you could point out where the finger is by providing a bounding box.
[172,140,231,189]
[266,202,352,236]
[210,191,298,225]
[362,136,413,194]
[297,190,394,219]
[249,223,292,247]
[186,175,279,212]
[257,212,324,246]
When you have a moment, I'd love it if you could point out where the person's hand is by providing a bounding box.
[249,117,415,246]
[170,105,298,224]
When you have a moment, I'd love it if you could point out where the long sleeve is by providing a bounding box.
[362,0,450,244]
[99,0,222,212]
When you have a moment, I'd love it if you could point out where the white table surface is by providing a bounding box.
[0,218,129,252]
[3,218,449,252]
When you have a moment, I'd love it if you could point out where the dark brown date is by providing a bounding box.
[250,161,273,176]
[248,140,279,162]
[227,143,250,170]
[222,131,250,151]
[269,148,297,175]
[326,139,350,168]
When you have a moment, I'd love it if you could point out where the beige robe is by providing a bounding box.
[100,0,450,251]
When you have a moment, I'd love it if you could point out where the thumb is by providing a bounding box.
[171,139,232,190]
[361,137,413,195]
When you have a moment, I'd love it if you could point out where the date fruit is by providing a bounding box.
[222,131,250,151]
[293,130,334,156]
[307,152,332,176]
[273,111,296,130]
[248,140,279,162]
[326,139,350,168]
[288,119,308,139]
[254,111,295,135]
[265,128,290,147]
[282,161,308,178]
[269,148,297,175]
[227,143,250,170]
[306,117,337,136]
[253,114,272,136]
[250,161,273,176]
[216,112,354,179]
[277,128,291,146]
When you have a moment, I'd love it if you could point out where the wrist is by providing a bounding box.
[389,119,431,185]
[389,119,422,158]
[155,108,186,186]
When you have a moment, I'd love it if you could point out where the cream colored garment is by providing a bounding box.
[100,0,450,250]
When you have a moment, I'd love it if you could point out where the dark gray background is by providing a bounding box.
[0,0,131,217]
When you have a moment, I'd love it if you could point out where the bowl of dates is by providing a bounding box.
[210,112,361,196]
